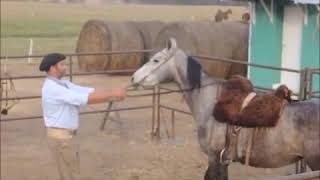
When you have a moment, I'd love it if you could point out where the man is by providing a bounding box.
[40,53,126,180]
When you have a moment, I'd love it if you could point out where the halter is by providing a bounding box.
[132,49,177,87]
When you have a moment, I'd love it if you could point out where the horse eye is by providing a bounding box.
[153,59,159,63]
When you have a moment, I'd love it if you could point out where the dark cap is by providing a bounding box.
[39,53,66,72]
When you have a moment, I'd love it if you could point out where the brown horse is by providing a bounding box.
[242,13,250,23]
[215,9,232,22]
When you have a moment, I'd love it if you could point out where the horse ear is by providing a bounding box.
[166,38,177,54]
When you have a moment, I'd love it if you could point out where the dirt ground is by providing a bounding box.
[1,61,297,180]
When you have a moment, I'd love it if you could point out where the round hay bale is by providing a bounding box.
[106,21,144,71]
[76,20,144,72]
[154,21,248,78]
[129,21,166,64]
[76,20,110,71]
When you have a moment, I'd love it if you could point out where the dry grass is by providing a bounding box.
[1,62,296,180]
[1,1,247,56]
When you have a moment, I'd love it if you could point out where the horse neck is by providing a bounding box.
[170,58,196,112]
[171,58,228,155]
[171,57,220,115]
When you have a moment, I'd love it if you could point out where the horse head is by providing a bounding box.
[131,38,179,87]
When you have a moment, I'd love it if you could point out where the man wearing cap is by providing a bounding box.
[40,53,126,180]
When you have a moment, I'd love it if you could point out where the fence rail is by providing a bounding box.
[192,55,301,73]
[1,49,319,177]
[1,69,137,80]
[0,49,155,60]
[1,50,319,123]
[0,105,152,122]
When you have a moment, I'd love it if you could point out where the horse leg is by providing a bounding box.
[300,159,307,173]
[204,159,228,180]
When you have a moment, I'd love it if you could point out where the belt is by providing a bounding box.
[47,127,77,139]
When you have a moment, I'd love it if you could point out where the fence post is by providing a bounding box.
[152,85,161,141]
[299,69,307,100]
[299,68,314,173]
[305,68,312,99]
[151,87,156,137]
[296,68,308,173]
[27,39,33,64]
[171,110,175,139]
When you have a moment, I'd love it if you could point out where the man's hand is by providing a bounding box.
[87,87,127,104]
[111,87,126,101]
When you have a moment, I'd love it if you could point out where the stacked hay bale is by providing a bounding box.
[77,20,248,77]
[76,20,166,72]
[154,20,248,78]
[76,20,144,72]
[129,21,166,64]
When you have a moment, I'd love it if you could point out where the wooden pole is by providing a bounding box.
[27,39,33,64]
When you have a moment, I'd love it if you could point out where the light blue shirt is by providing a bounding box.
[41,76,94,130]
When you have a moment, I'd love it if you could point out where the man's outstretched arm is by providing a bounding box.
[87,88,126,104]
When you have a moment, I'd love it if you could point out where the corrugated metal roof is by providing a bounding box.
[229,0,320,5]
[292,0,320,4]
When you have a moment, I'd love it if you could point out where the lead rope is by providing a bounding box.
[100,50,175,131]
[100,83,133,131]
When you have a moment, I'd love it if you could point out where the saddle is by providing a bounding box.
[213,75,293,165]
[213,75,292,127]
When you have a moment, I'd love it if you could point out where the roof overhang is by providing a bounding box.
[291,0,319,4]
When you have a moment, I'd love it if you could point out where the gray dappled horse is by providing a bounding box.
[131,38,320,180]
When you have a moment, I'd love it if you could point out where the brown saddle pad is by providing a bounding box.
[213,75,292,127]
[234,94,287,127]
[213,75,254,123]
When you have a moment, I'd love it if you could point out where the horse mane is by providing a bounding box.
[187,56,202,90]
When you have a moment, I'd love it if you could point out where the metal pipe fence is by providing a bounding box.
[1,51,318,130]
[0,49,155,60]
[0,50,156,124]
[1,49,319,175]
[1,50,318,124]
[307,68,320,98]
[1,105,153,122]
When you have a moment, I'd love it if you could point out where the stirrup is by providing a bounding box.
[219,148,233,165]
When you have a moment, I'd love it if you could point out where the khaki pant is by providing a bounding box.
[47,128,80,180]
